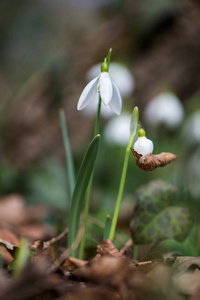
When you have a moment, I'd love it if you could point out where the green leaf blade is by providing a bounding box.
[68,134,100,256]
[103,215,112,240]
[130,180,193,245]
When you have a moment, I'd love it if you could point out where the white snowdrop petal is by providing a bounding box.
[87,63,135,97]
[133,137,154,156]
[109,63,135,97]
[100,72,113,105]
[77,76,99,110]
[109,81,122,115]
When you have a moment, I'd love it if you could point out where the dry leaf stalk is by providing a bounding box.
[131,150,177,171]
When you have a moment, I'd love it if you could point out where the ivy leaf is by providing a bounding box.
[130,180,193,245]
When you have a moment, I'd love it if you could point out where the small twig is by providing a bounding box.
[31,227,69,251]
[48,226,83,273]
[45,227,68,247]
[135,260,153,267]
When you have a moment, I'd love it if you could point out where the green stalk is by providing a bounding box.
[79,96,102,259]
[109,147,130,240]
[109,107,139,240]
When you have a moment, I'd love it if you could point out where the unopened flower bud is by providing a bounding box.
[133,136,154,156]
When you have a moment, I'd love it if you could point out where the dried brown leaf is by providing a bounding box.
[166,256,200,275]
[31,245,55,265]
[74,256,130,286]
[17,224,52,241]
[58,287,115,300]
[0,195,26,225]
[0,239,17,251]
[131,149,177,171]
[173,272,200,296]
[96,239,123,257]
[0,229,19,247]
[63,257,88,271]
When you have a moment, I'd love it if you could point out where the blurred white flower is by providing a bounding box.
[104,113,132,145]
[77,71,122,115]
[133,136,154,156]
[185,149,200,198]
[87,62,135,98]
[182,110,200,145]
[144,92,184,129]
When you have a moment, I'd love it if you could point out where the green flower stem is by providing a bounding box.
[79,96,102,259]
[109,107,139,241]
[109,146,130,240]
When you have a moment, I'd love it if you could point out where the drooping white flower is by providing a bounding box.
[87,62,135,98]
[181,110,200,145]
[133,128,154,163]
[77,69,122,115]
[144,92,184,129]
[104,113,132,145]
[133,136,154,156]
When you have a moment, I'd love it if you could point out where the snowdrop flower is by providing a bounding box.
[133,128,154,162]
[104,113,132,145]
[81,97,115,118]
[87,62,135,98]
[144,92,184,129]
[77,60,122,115]
[182,110,200,145]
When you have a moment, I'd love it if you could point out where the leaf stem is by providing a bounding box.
[79,96,101,259]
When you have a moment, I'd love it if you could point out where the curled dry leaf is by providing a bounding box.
[0,228,19,264]
[74,256,130,286]
[96,239,123,258]
[63,257,88,271]
[131,149,177,171]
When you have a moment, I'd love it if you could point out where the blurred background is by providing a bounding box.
[0,0,200,253]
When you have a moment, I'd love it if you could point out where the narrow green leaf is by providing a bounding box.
[13,238,30,278]
[128,107,139,148]
[103,215,112,240]
[68,134,100,256]
[59,109,76,198]
[106,48,112,68]
[130,180,193,244]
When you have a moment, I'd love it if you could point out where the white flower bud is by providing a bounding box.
[133,136,154,156]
